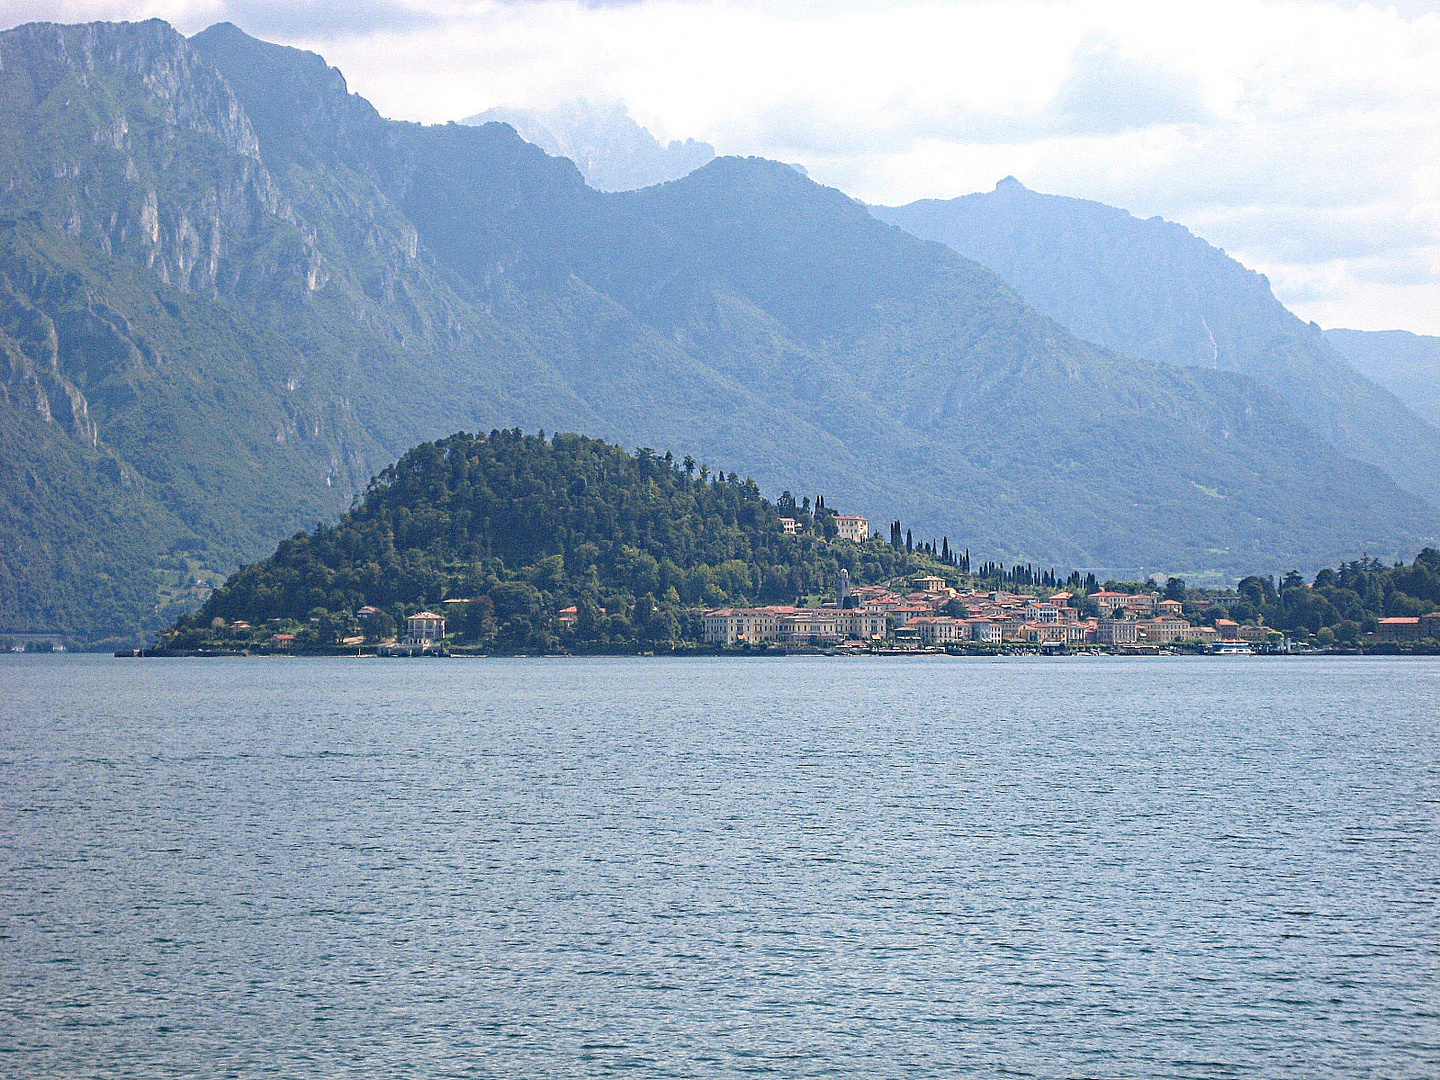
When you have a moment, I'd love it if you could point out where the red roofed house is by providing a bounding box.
[1376,617,1422,642]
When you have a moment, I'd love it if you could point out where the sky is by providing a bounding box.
[6,0,1440,333]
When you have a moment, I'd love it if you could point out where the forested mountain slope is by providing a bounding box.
[874,180,1440,508]
[1326,328,1440,429]
[180,430,928,652]
[2,19,1435,642]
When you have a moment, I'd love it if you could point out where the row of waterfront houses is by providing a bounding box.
[376,596,1434,649]
[702,573,1275,648]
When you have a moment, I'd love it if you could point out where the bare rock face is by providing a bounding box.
[0,19,315,297]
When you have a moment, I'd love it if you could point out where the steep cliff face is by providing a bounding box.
[0,20,297,297]
[2,19,1436,641]
[0,280,99,450]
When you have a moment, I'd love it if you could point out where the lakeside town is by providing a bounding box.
[703,569,1279,654]
[138,511,1440,659]
[706,575,1428,654]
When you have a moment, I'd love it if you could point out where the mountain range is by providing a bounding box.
[1325,329,1440,430]
[872,179,1440,511]
[1,18,1436,644]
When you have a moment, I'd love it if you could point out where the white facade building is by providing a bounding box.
[833,515,870,542]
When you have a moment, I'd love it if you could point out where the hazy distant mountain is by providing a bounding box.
[464,100,715,191]
[1,20,1434,641]
[874,179,1440,510]
[1326,329,1440,429]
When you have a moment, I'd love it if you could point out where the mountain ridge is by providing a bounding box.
[1,19,1435,642]
[1326,328,1440,429]
[872,179,1440,510]
[463,100,716,192]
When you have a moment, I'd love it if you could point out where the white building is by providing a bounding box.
[909,616,960,645]
[406,611,446,643]
[704,606,887,645]
[833,515,870,542]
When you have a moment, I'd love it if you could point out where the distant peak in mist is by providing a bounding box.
[463,100,715,192]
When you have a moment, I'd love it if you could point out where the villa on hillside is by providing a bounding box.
[777,514,869,540]
[406,611,446,644]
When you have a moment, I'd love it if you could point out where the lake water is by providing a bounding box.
[1,654,1436,1078]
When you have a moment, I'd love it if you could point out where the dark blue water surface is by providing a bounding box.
[1,654,1436,1078]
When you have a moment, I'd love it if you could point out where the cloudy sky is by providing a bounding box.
[8,0,1440,332]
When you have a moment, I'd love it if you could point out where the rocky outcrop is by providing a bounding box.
[0,19,320,297]
[0,276,99,447]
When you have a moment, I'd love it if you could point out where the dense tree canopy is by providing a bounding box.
[176,430,928,651]
[1220,550,1440,644]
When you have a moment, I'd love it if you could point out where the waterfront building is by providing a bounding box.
[843,610,889,640]
[406,611,446,643]
[909,616,960,645]
[1094,620,1138,645]
[703,607,790,645]
[1135,617,1192,644]
[1376,617,1420,641]
[703,605,886,645]
[964,618,1000,643]
[778,608,846,643]
[1024,622,1089,645]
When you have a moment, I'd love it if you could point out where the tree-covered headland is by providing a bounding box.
[161,430,1440,655]
[166,431,942,653]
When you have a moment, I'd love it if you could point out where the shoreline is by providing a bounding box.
[114,643,1438,659]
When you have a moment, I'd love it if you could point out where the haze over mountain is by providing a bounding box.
[463,101,715,192]
[1326,329,1440,431]
[873,180,1440,510]
[1,19,1435,643]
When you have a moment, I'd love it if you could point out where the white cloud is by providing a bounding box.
[3,0,1439,331]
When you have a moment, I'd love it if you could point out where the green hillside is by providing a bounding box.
[874,179,1440,509]
[169,429,1440,654]
[174,430,926,652]
[2,19,1436,643]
